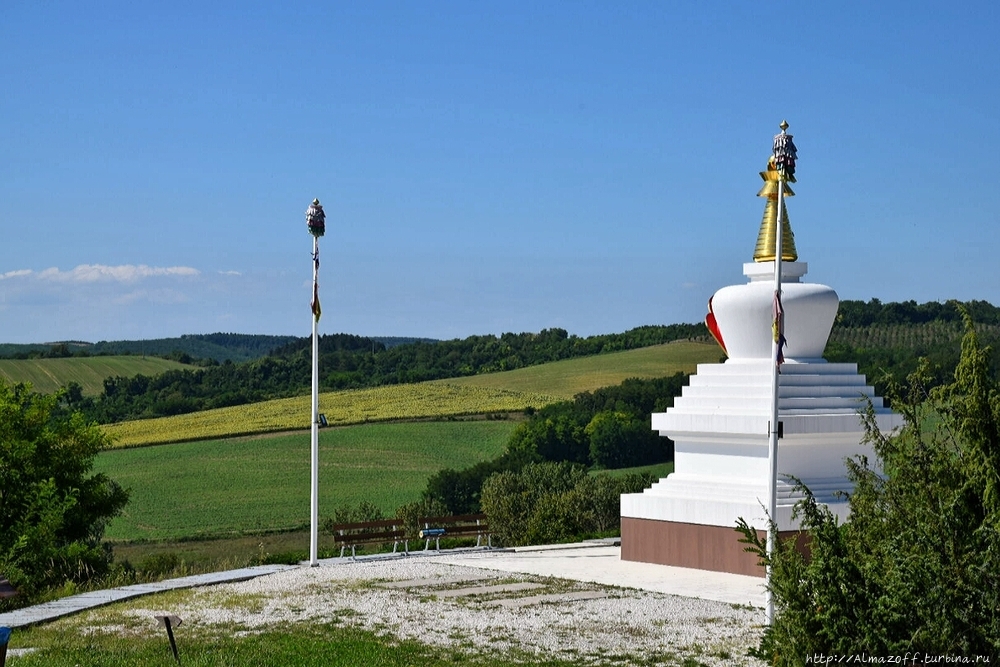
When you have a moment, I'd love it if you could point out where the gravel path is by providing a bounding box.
[121,558,766,666]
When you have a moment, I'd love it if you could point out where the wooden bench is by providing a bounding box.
[329,519,409,559]
[418,514,492,551]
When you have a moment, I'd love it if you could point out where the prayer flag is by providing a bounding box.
[311,281,321,321]
[772,290,786,368]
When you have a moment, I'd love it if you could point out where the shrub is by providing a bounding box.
[481,462,655,546]
[739,316,1000,661]
[422,450,536,515]
[507,413,589,464]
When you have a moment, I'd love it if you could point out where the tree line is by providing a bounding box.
[419,375,687,517]
[835,298,1000,327]
[0,333,300,363]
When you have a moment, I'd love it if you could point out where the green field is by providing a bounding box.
[0,356,191,395]
[95,420,517,542]
[430,340,720,399]
[93,343,702,545]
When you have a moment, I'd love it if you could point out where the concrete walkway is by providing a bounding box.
[0,565,295,629]
[0,542,765,630]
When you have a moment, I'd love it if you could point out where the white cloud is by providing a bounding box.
[0,269,33,280]
[218,270,242,276]
[0,264,201,283]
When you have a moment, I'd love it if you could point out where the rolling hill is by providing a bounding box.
[101,340,721,447]
[0,356,193,396]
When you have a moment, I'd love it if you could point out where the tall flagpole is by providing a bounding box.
[766,120,797,624]
[306,199,326,567]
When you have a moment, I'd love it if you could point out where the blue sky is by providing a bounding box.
[2,1,998,344]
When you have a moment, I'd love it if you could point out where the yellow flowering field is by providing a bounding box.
[102,383,559,448]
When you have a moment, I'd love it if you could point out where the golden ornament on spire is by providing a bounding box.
[753,157,798,262]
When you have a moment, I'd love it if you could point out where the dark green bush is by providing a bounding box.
[586,410,663,469]
[481,462,655,546]
[740,317,1000,662]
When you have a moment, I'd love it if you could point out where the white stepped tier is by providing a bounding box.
[654,360,901,438]
[624,359,903,531]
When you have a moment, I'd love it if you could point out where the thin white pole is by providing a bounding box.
[765,157,786,624]
[310,234,320,567]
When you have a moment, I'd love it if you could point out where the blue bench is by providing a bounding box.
[418,514,491,551]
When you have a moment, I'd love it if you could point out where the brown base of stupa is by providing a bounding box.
[621,517,804,577]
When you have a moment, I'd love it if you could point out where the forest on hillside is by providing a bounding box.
[0,333,300,363]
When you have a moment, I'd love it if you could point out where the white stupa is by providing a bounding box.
[620,143,902,576]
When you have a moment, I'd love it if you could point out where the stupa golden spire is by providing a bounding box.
[752,133,798,262]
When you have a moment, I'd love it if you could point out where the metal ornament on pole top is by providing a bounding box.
[306,198,326,567]
[766,120,797,625]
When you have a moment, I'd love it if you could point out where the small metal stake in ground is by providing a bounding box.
[155,615,183,665]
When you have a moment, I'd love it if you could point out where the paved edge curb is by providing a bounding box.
[0,564,297,629]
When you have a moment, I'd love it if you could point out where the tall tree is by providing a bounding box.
[0,382,129,604]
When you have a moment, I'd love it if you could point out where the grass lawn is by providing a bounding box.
[95,420,518,543]
[11,622,581,667]
[110,529,336,572]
